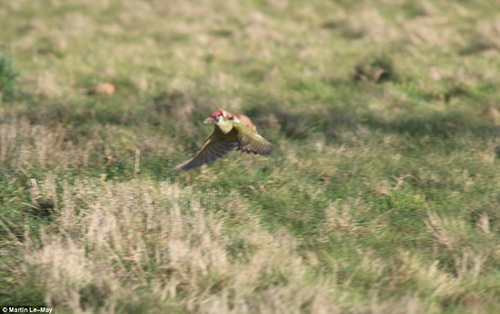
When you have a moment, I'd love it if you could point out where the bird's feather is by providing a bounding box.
[176,134,237,171]
[233,123,274,155]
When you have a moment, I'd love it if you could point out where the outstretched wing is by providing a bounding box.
[176,133,237,171]
[233,123,274,155]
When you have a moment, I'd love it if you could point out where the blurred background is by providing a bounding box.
[1,0,500,313]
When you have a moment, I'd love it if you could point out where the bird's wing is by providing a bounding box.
[233,123,274,155]
[176,133,237,171]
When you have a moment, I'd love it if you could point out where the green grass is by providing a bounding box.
[1,0,500,313]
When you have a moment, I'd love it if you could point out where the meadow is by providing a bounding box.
[1,0,500,313]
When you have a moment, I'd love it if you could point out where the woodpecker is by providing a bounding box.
[177,109,274,171]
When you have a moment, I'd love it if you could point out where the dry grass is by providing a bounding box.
[19,177,343,313]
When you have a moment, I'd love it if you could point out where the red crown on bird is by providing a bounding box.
[210,109,228,119]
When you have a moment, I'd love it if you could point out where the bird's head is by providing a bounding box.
[204,109,229,124]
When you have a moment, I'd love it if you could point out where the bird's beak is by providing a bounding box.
[203,117,216,124]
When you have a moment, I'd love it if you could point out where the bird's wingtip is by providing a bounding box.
[175,160,189,171]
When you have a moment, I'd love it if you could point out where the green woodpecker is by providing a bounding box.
[177,109,274,171]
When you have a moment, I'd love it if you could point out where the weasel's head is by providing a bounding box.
[204,109,229,124]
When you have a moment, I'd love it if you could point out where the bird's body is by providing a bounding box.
[177,109,274,171]
[221,111,257,132]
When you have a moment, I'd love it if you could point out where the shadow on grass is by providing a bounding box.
[362,112,500,138]
[6,74,499,150]
[245,104,499,144]
[244,102,358,140]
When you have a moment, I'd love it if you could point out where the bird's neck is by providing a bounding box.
[216,120,233,134]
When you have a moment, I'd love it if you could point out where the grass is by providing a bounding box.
[1,0,500,313]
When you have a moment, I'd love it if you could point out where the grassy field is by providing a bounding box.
[1,0,500,313]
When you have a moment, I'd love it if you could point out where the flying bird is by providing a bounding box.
[177,109,274,171]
